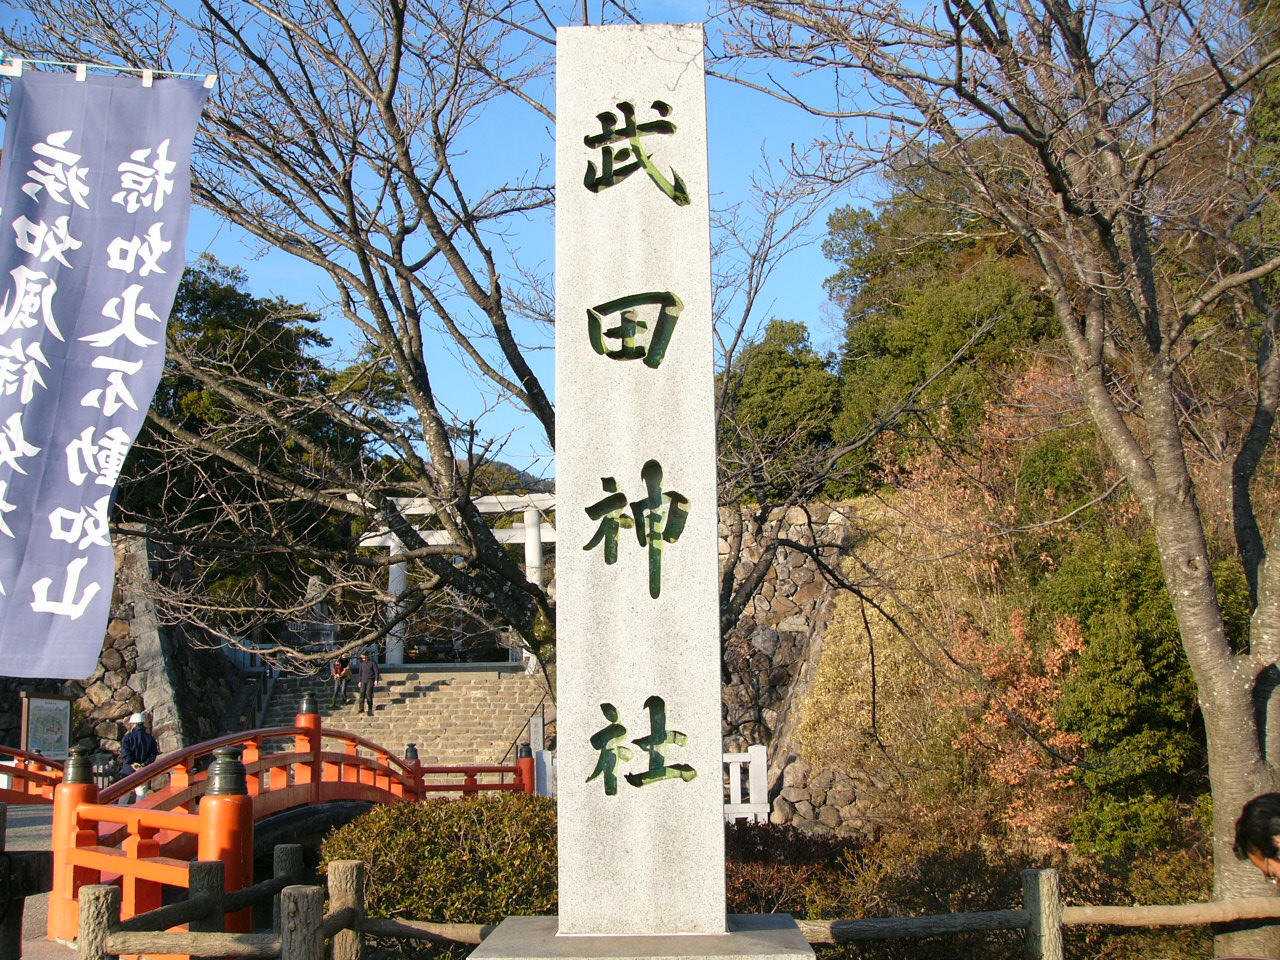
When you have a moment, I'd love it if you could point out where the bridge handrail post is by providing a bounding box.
[295,695,323,803]
[120,821,162,921]
[197,747,254,934]
[516,744,535,795]
[328,860,366,960]
[463,770,478,796]
[273,844,306,932]
[404,745,423,800]
[78,883,121,960]
[242,737,261,795]
[49,746,99,942]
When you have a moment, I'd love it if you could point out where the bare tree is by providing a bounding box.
[724,0,1280,951]
[1,0,581,664]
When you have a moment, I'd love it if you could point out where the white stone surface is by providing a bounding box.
[470,916,814,960]
[555,23,725,938]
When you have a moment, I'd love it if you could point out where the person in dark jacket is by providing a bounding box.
[120,712,159,802]
[357,652,380,716]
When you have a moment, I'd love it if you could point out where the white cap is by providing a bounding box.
[128,712,146,725]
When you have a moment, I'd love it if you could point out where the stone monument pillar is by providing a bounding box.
[471,22,814,960]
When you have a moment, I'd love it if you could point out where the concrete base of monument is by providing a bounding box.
[468,915,815,960]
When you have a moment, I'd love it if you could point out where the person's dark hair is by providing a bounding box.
[1235,793,1280,859]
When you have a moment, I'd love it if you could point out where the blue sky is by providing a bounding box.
[176,6,866,476]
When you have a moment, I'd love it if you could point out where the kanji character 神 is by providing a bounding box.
[629,460,688,599]
[583,100,690,205]
[583,477,634,565]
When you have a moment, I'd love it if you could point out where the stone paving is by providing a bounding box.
[5,804,72,959]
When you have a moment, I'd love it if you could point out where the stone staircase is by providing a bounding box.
[260,665,550,766]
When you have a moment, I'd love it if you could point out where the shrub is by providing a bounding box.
[320,794,557,923]
[725,821,859,917]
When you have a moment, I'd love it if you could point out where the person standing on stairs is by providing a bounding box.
[330,653,351,708]
[357,651,381,716]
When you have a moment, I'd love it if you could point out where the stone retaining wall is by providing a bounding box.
[718,502,879,837]
[0,537,240,768]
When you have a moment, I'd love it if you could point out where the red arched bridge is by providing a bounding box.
[0,696,534,943]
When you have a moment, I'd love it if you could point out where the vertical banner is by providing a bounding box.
[555,25,725,937]
[0,72,207,679]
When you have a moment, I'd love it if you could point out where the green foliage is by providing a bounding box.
[837,259,1049,451]
[1015,432,1104,515]
[823,182,1052,480]
[1041,535,1207,855]
[320,795,557,922]
[719,319,841,500]
[728,320,840,445]
[118,255,392,622]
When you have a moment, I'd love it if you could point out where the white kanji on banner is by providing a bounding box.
[80,356,144,416]
[113,139,176,213]
[48,495,110,550]
[0,412,41,474]
[22,130,91,209]
[0,266,62,340]
[64,425,131,487]
[11,215,82,267]
[106,222,170,277]
[30,556,100,619]
[79,284,162,348]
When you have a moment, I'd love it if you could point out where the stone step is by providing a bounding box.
[260,666,551,767]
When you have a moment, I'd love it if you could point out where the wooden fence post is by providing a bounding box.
[188,860,225,933]
[273,843,306,932]
[280,885,324,960]
[78,884,121,960]
[328,860,366,960]
[1023,868,1064,960]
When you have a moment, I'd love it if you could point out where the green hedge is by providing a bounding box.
[320,794,557,923]
[320,801,1208,960]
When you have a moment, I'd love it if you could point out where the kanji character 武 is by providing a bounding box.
[583,100,690,205]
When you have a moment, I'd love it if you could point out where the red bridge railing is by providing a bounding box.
[44,697,536,945]
[0,745,63,804]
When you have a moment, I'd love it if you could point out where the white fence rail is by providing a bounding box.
[723,744,769,823]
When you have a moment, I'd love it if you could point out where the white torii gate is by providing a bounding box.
[360,493,556,665]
